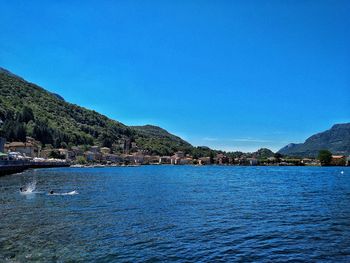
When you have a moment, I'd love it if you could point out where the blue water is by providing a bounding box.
[1,166,350,262]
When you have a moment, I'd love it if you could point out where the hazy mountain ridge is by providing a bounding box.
[278,123,350,157]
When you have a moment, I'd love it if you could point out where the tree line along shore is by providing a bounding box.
[1,136,349,168]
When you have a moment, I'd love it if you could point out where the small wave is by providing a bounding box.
[49,190,79,196]
[20,191,32,195]
[20,191,45,195]
[26,180,36,192]
[19,180,37,194]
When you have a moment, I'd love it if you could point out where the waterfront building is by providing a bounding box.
[179,158,193,165]
[58,148,75,160]
[331,155,346,166]
[171,156,181,165]
[90,146,100,153]
[102,154,122,163]
[100,147,111,155]
[121,154,137,164]
[267,157,277,162]
[198,157,211,165]
[132,152,145,164]
[216,154,229,164]
[25,137,42,157]
[301,158,312,165]
[247,158,258,166]
[175,151,185,158]
[4,142,36,157]
[170,151,188,165]
[144,155,160,164]
[84,151,102,162]
[71,146,83,156]
[159,156,171,164]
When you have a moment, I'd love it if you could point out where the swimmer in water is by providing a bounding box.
[20,187,26,192]
[49,190,54,195]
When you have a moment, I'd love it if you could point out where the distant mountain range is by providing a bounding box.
[1,67,348,158]
[278,123,350,157]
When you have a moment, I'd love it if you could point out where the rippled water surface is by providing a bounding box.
[1,166,350,262]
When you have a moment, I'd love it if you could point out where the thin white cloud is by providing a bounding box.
[202,137,219,141]
[201,137,272,143]
[269,131,285,135]
[229,138,271,143]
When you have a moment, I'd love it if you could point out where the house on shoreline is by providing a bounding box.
[331,155,347,166]
[3,137,42,158]
[2,136,349,166]
[4,142,36,157]
[159,156,171,164]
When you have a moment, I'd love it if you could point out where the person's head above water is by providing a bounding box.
[20,187,24,192]
[50,190,54,194]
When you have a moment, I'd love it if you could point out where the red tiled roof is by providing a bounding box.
[5,142,34,147]
[332,155,345,159]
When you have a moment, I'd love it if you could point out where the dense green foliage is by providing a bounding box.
[318,150,332,166]
[0,67,200,155]
[0,69,131,148]
[254,148,275,159]
[131,125,193,156]
[278,123,350,157]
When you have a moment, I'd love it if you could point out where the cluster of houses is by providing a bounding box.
[1,136,349,166]
[0,137,195,165]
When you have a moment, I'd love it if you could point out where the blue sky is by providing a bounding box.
[1,0,349,152]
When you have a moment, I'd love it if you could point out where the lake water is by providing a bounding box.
[1,166,350,262]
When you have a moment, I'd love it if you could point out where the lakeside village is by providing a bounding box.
[1,136,349,170]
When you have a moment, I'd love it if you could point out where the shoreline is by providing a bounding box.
[0,161,70,176]
[69,163,345,168]
[2,162,347,176]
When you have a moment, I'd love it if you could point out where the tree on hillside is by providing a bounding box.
[256,148,274,158]
[33,121,53,145]
[15,122,27,141]
[0,120,27,141]
[274,153,283,162]
[99,133,114,148]
[318,150,332,166]
[18,106,34,123]
[209,151,215,164]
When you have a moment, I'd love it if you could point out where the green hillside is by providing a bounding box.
[131,125,193,156]
[0,67,193,155]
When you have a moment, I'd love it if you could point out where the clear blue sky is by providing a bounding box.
[1,0,349,152]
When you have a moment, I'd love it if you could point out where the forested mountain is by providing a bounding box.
[0,67,195,155]
[131,125,193,156]
[278,123,350,157]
